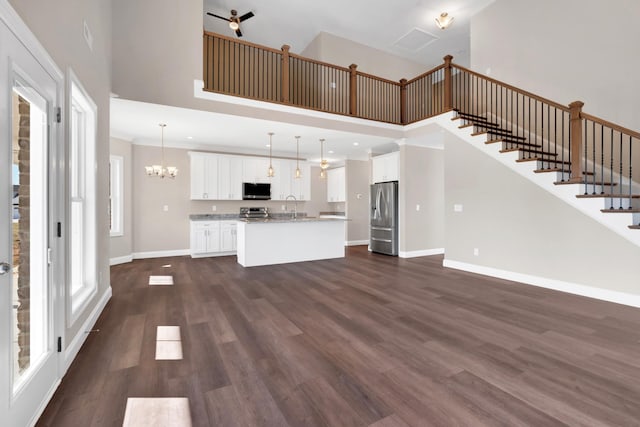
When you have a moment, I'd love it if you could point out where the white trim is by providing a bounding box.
[27,378,61,427]
[0,0,63,81]
[109,155,124,236]
[190,251,236,258]
[194,79,404,131]
[443,258,640,308]
[63,286,112,372]
[110,255,133,265]
[346,240,369,246]
[133,249,191,259]
[399,248,445,258]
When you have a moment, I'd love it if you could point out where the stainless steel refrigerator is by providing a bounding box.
[370,181,398,256]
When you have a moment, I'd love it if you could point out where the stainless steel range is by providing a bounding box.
[240,207,269,219]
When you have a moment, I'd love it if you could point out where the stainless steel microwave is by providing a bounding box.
[242,182,271,200]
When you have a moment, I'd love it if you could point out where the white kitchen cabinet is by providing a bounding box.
[242,157,271,183]
[372,152,399,183]
[189,152,218,199]
[270,160,310,200]
[190,221,220,255]
[327,167,346,202]
[218,155,243,200]
[220,221,238,252]
[190,220,237,257]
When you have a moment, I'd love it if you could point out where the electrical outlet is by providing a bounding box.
[473,248,479,256]
[416,204,420,211]
[282,205,286,211]
[211,205,217,212]
[454,204,463,212]
[163,205,169,212]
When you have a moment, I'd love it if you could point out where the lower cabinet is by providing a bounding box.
[190,220,237,257]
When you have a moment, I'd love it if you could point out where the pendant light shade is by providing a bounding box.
[145,123,178,178]
[267,132,275,177]
[294,136,301,179]
[435,12,454,30]
[319,138,329,178]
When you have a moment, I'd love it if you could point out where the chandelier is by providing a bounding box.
[145,123,178,178]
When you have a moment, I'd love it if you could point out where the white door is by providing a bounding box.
[0,14,62,427]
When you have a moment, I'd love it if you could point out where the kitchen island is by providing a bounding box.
[236,217,346,267]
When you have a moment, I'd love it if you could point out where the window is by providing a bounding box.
[68,70,97,323]
[109,155,123,236]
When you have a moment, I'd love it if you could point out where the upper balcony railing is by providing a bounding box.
[203,30,639,198]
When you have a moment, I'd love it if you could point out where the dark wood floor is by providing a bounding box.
[37,247,640,426]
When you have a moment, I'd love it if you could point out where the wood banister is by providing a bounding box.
[569,100,585,183]
[349,64,357,116]
[400,78,407,125]
[281,44,290,103]
[581,112,640,140]
[203,30,282,54]
[443,55,453,111]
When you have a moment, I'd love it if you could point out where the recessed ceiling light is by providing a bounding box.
[266,144,271,147]
[328,150,334,154]
[353,142,359,146]
[186,136,193,139]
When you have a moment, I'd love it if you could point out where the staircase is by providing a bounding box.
[437,109,640,247]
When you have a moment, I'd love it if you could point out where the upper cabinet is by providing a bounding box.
[291,162,311,201]
[218,155,243,200]
[189,152,218,200]
[372,152,399,183]
[327,167,346,202]
[271,160,310,201]
[242,157,271,184]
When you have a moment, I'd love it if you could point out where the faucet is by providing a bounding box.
[285,194,298,219]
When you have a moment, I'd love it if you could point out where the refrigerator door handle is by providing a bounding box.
[371,226,392,231]
[371,237,392,243]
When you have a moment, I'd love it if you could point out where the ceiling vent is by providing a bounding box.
[393,28,438,51]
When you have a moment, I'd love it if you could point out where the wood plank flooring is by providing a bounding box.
[37,247,640,426]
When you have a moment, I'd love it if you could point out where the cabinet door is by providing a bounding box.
[206,226,221,252]
[220,221,237,252]
[336,167,346,202]
[371,156,386,184]
[192,226,209,254]
[218,155,243,200]
[385,152,399,181]
[292,163,311,200]
[327,167,345,202]
[269,159,291,201]
[242,157,271,183]
[190,153,218,199]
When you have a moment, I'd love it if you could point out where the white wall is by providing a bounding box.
[345,160,370,243]
[301,32,429,82]
[471,0,640,131]
[444,130,640,297]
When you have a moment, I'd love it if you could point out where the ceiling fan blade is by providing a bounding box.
[206,12,231,22]
[235,28,243,37]
[238,11,254,22]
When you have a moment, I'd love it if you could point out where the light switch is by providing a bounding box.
[163,205,169,212]
[454,204,463,212]
[211,205,217,212]
[416,204,420,211]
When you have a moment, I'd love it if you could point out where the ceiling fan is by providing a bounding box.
[207,9,254,37]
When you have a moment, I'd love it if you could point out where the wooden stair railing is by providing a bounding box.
[203,30,640,227]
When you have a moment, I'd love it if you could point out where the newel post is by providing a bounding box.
[349,64,358,116]
[569,100,584,182]
[400,78,408,124]
[443,55,453,111]
[281,44,290,104]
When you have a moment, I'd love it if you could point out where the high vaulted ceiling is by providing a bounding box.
[203,0,496,68]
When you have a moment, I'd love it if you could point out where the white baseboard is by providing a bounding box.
[399,248,444,258]
[190,251,237,258]
[346,240,369,246]
[132,249,190,259]
[28,378,61,427]
[110,254,133,265]
[63,286,112,373]
[443,258,640,308]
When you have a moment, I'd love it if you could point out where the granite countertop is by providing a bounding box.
[238,217,347,224]
[190,212,319,221]
[189,214,242,221]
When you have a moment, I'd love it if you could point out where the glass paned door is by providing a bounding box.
[1,15,61,426]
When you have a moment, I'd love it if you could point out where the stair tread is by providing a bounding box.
[486,139,542,148]
[554,179,615,185]
[535,168,572,174]
[459,122,501,130]
[500,148,558,156]
[629,225,640,229]
[472,131,527,141]
[601,208,640,213]
[577,194,640,198]
[516,157,570,164]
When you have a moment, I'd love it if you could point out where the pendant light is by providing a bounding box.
[294,135,301,179]
[145,123,178,178]
[267,132,275,177]
[319,138,329,179]
[435,12,454,30]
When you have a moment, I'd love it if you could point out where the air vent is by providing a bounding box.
[393,28,438,51]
